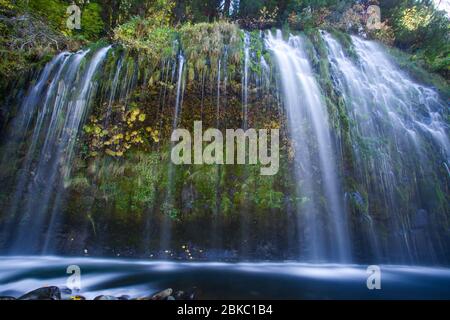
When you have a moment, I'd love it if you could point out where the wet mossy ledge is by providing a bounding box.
[0,20,449,263]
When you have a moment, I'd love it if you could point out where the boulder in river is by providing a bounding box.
[19,286,61,300]
[173,287,198,300]
[173,290,185,299]
[139,288,173,300]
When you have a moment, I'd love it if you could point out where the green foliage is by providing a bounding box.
[253,175,284,210]
[179,21,241,77]
[113,17,176,60]
[0,1,73,85]
[388,1,450,78]
[77,151,161,215]
[28,0,67,32]
[76,2,105,40]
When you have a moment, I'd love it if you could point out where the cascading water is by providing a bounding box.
[322,32,449,263]
[0,26,447,265]
[242,32,250,130]
[161,53,185,254]
[266,30,351,262]
[103,54,124,126]
[0,46,111,253]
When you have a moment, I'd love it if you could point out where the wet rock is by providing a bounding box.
[174,288,198,300]
[185,287,198,300]
[166,296,175,300]
[19,286,61,300]
[151,288,173,300]
[94,295,119,300]
[59,286,72,300]
[0,296,16,300]
[118,295,130,300]
[139,288,173,300]
[173,290,185,300]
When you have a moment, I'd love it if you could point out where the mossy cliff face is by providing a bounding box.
[0,22,448,263]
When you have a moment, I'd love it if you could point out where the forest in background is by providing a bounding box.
[0,0,448,85]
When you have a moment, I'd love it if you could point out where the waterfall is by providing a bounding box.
[0,26,447,264]
[242,32,250,130]
[266,30,351,262]
[172,54,185,129]
[1,46,111,253]
[161,53,185,255]
[104,54,124,127]
[323,32,449,263]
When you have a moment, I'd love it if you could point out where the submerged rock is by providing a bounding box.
[19,286,61,300]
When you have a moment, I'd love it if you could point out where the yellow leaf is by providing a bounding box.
[105,149,116,157]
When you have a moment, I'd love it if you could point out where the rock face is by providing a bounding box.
[18,286,61,300]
